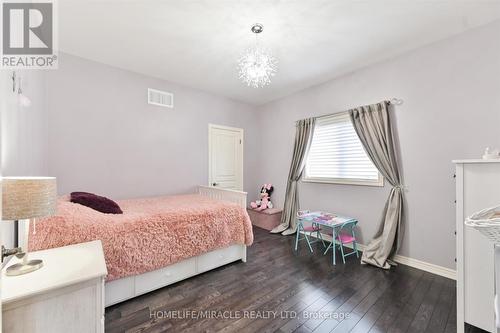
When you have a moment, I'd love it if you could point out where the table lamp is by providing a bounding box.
[2,177,57,276]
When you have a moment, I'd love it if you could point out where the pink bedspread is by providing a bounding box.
[29,194,253,281]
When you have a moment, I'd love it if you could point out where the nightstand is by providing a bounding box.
[2,240,108,333]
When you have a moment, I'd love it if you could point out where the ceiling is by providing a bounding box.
[59,1,500,106]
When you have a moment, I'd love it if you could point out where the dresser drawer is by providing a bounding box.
[135,258,196,295]
[197,245,242,273]
[4,279,104,333]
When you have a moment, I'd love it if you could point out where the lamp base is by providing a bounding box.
[6,259,43,276]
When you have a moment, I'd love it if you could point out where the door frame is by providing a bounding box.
[208,123,244,191]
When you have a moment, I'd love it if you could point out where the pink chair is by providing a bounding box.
[294,211,326,253]
[335,221,359,264]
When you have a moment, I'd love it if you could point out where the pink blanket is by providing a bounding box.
[29,194,253,281]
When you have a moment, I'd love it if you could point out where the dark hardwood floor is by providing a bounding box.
[106,227,485,333]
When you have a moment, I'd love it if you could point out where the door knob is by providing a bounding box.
[212,182,218,186]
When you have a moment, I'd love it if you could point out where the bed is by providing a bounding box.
[28,186,252,306]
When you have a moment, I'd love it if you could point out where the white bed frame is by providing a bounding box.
[105,186,248,307]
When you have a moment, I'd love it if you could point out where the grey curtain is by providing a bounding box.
[271,118,315,235]
[349,101,404,269]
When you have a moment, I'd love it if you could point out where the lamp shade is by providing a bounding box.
[2,177,57,220]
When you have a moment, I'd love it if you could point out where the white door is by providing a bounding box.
[209,124,243,191]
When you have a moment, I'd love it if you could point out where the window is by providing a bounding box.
[304,113,383,186]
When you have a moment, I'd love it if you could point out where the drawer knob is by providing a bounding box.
[164,272,172,277]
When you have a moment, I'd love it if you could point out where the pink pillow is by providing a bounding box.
[70,192,123,214]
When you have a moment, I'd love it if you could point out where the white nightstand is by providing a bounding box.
[2,240,108,333]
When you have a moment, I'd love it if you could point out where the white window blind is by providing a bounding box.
[304,113,383,186]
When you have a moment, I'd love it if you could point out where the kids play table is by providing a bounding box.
[295,211,358,265]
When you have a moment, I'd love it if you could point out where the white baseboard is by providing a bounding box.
[300,231,456,280]
[391,253,456,280]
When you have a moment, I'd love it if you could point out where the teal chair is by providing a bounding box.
[294,213,326,253]
[324,220,359,264]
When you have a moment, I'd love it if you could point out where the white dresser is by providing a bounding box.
[455,159,500,333]
[2,240,108,333]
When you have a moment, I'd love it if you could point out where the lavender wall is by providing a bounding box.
[256,20,500,269]
[1,71,48,176]
[46,53,260,199]
[3,21,500,269]
[1,70,49,247]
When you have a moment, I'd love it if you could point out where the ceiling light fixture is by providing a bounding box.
[237,23,277,88]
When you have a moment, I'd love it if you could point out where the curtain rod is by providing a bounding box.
[296,98,404,123]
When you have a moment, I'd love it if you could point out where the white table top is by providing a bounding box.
[2,240,108,304]
[298,211,357,227]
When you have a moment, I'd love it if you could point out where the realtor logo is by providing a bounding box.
[1,1,58,69]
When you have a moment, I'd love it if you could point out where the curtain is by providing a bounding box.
[349,101,404,269]
[271,118,315,235]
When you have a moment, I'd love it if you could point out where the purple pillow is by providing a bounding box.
[70,192,123,214]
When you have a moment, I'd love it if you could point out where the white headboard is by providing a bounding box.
[197,186,247,209]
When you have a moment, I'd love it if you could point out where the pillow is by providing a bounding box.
[70,192,123,214]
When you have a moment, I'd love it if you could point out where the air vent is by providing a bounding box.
[148,88,174,108]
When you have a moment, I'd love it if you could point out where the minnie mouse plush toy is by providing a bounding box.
[250,184,274,211]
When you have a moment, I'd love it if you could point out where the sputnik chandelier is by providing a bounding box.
[237,23,277,88]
